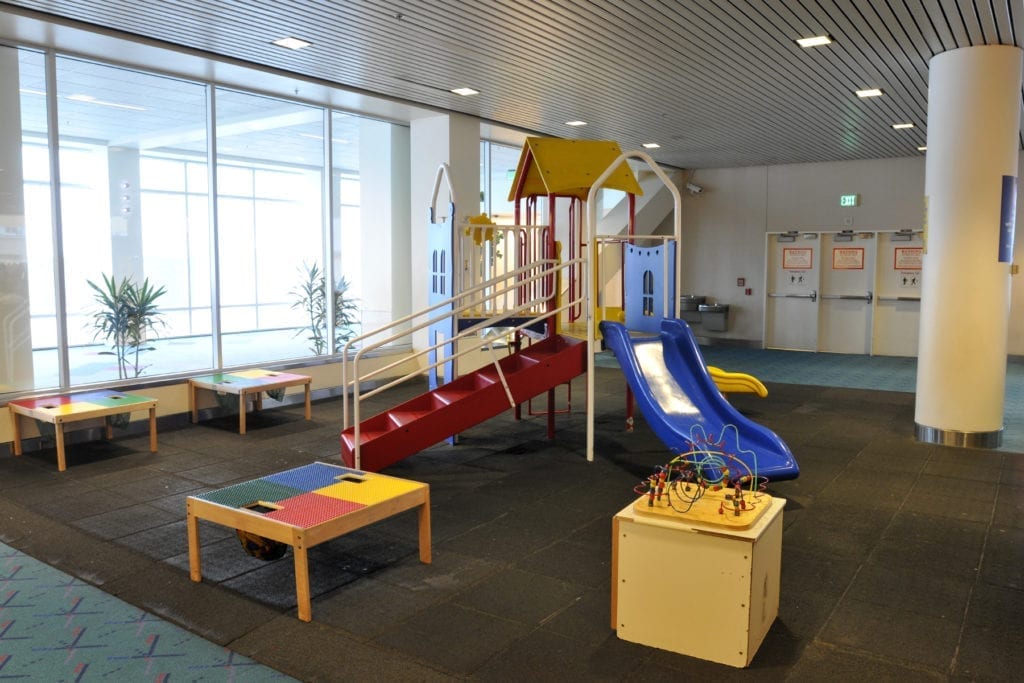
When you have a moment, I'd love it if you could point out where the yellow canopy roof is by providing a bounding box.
[507,137,643,202]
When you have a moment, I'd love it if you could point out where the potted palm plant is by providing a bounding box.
[87,273,167,380]
[291,262,359,356]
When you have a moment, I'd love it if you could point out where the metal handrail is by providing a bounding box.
[767,291,818,302]
[820,291,873,302]
[342,257,586,468]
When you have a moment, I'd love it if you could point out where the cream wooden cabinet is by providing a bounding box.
[611,495,785,668]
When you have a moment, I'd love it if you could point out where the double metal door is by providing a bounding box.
[765,234,819,351]
[818,232,875,354]
[872,232,923,356]
[765,231,886,354]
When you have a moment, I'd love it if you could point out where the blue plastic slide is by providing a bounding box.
[600,319,799,481]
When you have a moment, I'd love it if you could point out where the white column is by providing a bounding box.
[0,46,34,392]
[915,45,1024,447]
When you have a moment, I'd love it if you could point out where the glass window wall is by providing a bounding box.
[52,57,213,384]
[1,47,55,393]
[0,46,410,396]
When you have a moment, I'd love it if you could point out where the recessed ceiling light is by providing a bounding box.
[642,143,660,149]
[273,37,312,50]
[565,120,587,127]
[892,122,914,129]
[67,93,147,111]
[450,87,479,96]
[917,146,927,151]
[796,35,832,48]
[856,88,884,98]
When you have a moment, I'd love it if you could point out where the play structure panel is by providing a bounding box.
[612,495,784,667]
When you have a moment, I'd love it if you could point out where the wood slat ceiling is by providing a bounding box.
[0,0,1021,169]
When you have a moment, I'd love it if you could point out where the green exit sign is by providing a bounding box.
[840,194,860,207]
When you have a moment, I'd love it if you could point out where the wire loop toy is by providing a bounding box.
[633,431,769,520]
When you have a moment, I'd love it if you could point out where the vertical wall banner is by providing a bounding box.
[999,175,1017,263]
[922,195,929,254]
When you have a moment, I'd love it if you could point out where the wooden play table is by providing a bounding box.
[188,369,311,434]
[186,462,431,622]
[8,389,158,472]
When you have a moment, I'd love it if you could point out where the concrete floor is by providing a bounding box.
[0,366,1021,680]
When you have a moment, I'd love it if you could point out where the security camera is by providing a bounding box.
[686,182,703,195]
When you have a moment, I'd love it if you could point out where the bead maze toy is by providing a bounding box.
[632,443,773,530]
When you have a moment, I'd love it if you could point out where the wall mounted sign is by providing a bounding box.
[840,193,860,207]
[898,271,921,288]
[782,247,813,270]
[999,175,1017,263]
[894,247,922,270]
[832,247,864,270]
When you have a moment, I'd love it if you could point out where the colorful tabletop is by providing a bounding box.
[186,461,430,621]
[188,369,312,434]
[8,389,159,472]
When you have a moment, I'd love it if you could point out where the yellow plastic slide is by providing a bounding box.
[708,366,768,398]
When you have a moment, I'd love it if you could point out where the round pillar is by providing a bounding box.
[915,45,1023,447]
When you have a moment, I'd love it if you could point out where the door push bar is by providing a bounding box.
[821,291,873,302]
[767,290,817,302]
[877,295,921,302]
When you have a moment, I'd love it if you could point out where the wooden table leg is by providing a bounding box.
[418,491,432,564]
[187,503,202,582]
[293,540,312,622]
[238,392,247,435]
[55,422,67,472]
[148,406,158,452]
[303,382,312,421]
[104,416,114,440]
[10,410,22,457]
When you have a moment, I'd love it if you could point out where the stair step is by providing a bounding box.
[388,410,431,427]
[433,389,472,405]
[340,429,388,447]
[342,334,588,472]
[474,372,498,387]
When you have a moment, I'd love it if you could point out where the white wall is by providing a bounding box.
[681,154,1024,355]
[679,165,769,341]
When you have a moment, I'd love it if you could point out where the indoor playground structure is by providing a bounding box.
[340,138,798,483]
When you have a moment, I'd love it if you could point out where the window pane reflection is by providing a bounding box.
[1,47,56,394]
[54,56,213,384]
[1,47,411,395]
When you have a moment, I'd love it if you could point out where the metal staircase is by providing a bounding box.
[341,257,586,471]
[340,333,586,471]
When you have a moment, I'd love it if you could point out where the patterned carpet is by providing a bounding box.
[0,543,292,681]
[595,344,1024,452]
[697,346,1024,452]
